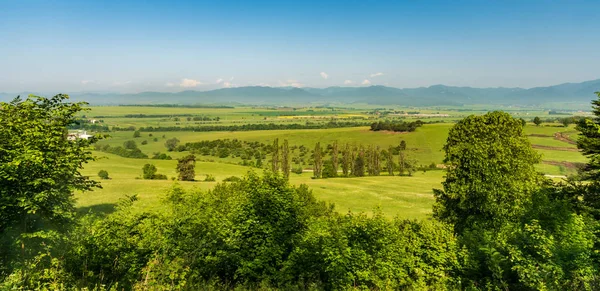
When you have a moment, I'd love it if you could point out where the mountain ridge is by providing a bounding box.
[2,79,599,107]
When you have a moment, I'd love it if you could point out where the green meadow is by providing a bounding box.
[78,106,588,219]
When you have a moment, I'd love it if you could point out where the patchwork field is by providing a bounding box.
[76,106,588,219]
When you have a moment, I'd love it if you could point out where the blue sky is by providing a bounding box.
[1,0,599,93]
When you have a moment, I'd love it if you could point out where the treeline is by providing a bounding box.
[183,138,427,177]
[118,104,234,108]
[113,120,372,132]
[369,120,424,132]
[94,141,148,158]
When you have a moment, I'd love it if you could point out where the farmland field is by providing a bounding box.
[76,105,588,219]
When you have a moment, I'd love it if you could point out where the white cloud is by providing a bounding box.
[180,78,202,88]
[81,80,93,85]
[362,79,371,85]
[229,76,235,81]
[223,82,235,88]
[165,82,175,87]
[320,72,329,79]
[344,80,353,85]
[216,78,224,84]
[369,72,384,78]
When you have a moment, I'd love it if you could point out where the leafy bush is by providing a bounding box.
[98,170,110,180]
[203,174,216,182]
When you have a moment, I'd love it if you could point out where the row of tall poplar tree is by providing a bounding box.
[270,138,417,179]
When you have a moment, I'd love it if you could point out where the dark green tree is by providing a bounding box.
[519,118,526,127]
[386,146,394,176]
[331,140,339,177]
[281,139,290,179]
[533,116,542,126]
[123,140,137,150]
[133,130,141,138]
[433,111,541,232]
[341,143,351,176]
[98,170,110,180]
[313,142,323,178]
[176,155,196,181]
[353,151,365,177]
[271,138,279,173]
[0,94,100,274]
[255,155,263,168]
[575,92,600,217]
[399,140,407,151]
[142,164,157,179]
[165,137,180,152]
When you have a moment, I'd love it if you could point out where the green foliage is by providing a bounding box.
[321,160,337,178]
[533,116,542,126]
[434,111,541,232]
[353,151,365,177]
[176,154,196,181]
[0,94,100,281]
[576,92,600,217]
[281,139,290,179]
[141,140,148,145]
[271,138,279,172]
[133,130,141,138]
[98,170,110,180]
[123,140,137,150]
[164,137,180,151]
[313,142,323,178]
[203,174,216,182]
[285,211,463,290]
[142,163,157,179]
[460,188,599,289]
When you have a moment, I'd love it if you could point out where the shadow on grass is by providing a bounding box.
[77,203,117,216]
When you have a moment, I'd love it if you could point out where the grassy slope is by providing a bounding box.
[79,152,442,219]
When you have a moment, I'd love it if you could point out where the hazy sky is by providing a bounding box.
[1,0,599,93]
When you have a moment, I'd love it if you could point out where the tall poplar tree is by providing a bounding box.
[313,142,323,178]
[281,139,290,179]
[341,143,351,176]
[331,140,339,177]
[386,146,394,176]
[271,138,279,173]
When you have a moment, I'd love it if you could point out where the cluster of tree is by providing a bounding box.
[3,94,600,289]
[533,115,586,127]
[151,152,172,160]
[369,120,424,132]
[118,104,234,108]
[94,141,148,158]
[311,141,418,179]
[67,119,110,132]
[113,120,372,132]
[185,139,268,161]
[142,164,168,180]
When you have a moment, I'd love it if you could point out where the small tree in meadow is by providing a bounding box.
[142,164,157,179]
[533,116,542,126]
[98,170,110,180]
[165,137,180,151]
[177,155,196,181]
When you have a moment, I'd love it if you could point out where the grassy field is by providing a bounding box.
[79,152,442,219]
[76,106,589,219]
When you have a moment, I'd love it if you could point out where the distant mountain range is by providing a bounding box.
[2,79,599,107]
